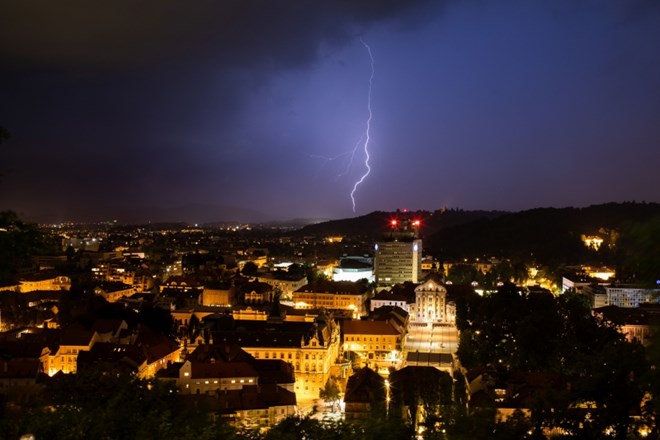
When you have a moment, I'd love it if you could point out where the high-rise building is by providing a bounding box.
[374,217,422,287]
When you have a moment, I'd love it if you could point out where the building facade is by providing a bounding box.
[409,277,448,324]
[374,219,422,287]
[208,316,341,400]
[343,320,403,371]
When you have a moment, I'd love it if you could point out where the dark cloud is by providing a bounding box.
[0,1,432,71]
[1,1,659,222]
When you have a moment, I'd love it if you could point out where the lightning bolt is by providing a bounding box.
[350,37,374,213]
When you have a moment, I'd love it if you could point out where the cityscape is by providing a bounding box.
[0,206,659,439]
[2,1,660,439]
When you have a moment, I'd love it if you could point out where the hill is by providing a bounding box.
[425,202,660,265]
[296,209,507,237]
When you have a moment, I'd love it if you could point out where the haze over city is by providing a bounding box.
[1,1,660,223]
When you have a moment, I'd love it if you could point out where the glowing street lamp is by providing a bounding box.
[384,379,391,417]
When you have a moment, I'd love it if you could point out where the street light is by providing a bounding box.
[384,379,390,417]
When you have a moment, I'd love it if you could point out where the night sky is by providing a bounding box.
[2,1,660,223]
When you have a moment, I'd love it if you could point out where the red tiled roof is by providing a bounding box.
[343,320,400,336]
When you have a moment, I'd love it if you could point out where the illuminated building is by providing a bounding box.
[593,305,659,345]
[202,281,235,306]
[604,285,660,308]
[18,272,71,293]
[207,313,340,401]
[254,274,308,300]
[241,281,274,304]
[332,256,374,283]
[343,320,402,371]
[370,290,410,312]
[48,329,99,375]
[581,234,604,250]
[374,218,422,287]
[94,282,135,303]
[177,344,297,427]
[409,275,449,324]
[293,280,369,317]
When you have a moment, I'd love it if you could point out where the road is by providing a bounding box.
[403,323,459,355]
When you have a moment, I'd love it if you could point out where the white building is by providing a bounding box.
[333,256,374,283]
[409,276,448,324]
[605,285,659,308]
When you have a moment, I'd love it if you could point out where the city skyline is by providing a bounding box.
[1,1,660,223]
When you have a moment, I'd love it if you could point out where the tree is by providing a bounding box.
[5,368,237,440]
[242,261,258,276]
[0,211,51,284]
[619,216,660,286]
[320,376,342,410]
[287,263,305,279]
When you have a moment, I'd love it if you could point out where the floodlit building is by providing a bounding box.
[174,343,297,428]
[370,290,410,312]
[593,305,660,345]
[374,218,422,287]
[333,256,374,283]
[207,312,340,400]
[409,276,449,324]
[254,274,308,300]
[48,329,99,375]
[18,272,71,293]
[343,320,403,370]
[94,282,135,303]
[202,281,235,306]
[292,280,369,317]
[604,285,660,308]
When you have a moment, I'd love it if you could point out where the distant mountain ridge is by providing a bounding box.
[294,202,660,267]
[15,203,276,224]
[296,209,508,237]
[425,202,660,263]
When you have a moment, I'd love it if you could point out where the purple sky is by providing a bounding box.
[1,1,660,222]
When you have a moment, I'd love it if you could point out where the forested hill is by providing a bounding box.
[296,209,507,237]
[424,202,660,266]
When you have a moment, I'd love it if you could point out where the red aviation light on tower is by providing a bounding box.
[413,220,421,227]
[390,219,398,228]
